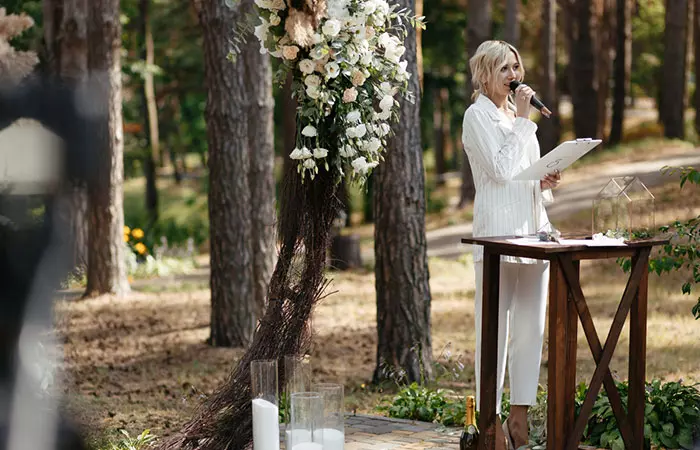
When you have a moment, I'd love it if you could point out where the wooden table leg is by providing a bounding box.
[629,250,649,450]
[564,258,579,449]
[547,256,569,450]
[479,249,500,450]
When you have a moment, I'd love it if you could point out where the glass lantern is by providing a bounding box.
[592,176,655,239]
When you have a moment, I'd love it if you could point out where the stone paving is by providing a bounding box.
[282,414,462,449]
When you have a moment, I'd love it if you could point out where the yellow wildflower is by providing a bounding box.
[123,233,129,242]
[123,225,131,235]
[134,242,147,255]
[131,228,145,239]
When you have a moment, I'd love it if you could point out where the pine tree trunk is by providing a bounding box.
[460,0,491,206]
[566,0,600,138]
[85,0,130,297]
[695,0,700,134]
[504,0,520,46]
[609,0,632,144]
[140,0,159,227]
[537,0,560,155]
[243,1,275,321]
[594,0,615,141]
[433,88,446,185]
[661,0,688,138]
[198,0,256,347]
[373,0,433,384]
[43,0,90,273]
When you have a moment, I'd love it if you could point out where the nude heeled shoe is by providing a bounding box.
[502,418,516,450]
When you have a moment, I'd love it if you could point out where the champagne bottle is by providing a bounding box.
[460,395,479,450]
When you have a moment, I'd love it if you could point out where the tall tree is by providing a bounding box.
[244,2,275,323]
[565,0,600,138]
[432,86,452,184]
[139,0,159,226]
[594,0,616,140]
[43,0,89,274]
[695,0,700,135]
[373,0,433,384]
[537,0,560,154]
[85,0,130,297]
[504,0,520,46]
[196,0,273,347]
[609,0,632,144]
[660,0,688,138]
[459,0,491,206]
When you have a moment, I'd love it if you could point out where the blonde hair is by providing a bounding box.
[469,40,525,102]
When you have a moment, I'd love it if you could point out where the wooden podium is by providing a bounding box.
[460,236,669,450]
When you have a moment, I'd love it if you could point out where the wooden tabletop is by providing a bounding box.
[461,235,670,260]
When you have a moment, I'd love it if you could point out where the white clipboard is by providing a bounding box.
[513,138,602,181]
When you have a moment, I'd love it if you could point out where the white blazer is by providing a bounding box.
[461,94,553,264]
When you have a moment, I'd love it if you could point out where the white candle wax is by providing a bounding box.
[312,428,344,450]
[291,443,323,450]
[252,398,280,450]
[285,429,312,447]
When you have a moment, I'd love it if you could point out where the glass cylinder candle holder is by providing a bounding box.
[312,383,345,450]
[288,392,324,450]
[251,359,279,450]
[284,355,311,448]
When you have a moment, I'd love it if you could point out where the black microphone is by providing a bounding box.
[509,80,551,118]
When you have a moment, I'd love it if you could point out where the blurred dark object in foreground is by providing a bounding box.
[0,76,100,450]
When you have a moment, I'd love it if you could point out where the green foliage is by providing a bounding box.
[631,0,665,101]
[96,429,157,450]
[653,166,700,319]
[575,379,700,450]
[377,382,449,422]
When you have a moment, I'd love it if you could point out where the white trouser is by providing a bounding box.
[474,261,549,414]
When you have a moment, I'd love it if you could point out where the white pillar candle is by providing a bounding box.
[313,428,344,450]
[252,398,280,450]
[291,443,323,450]
[286,429,312,447]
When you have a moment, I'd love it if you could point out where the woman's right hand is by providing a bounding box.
[514,84,535,118]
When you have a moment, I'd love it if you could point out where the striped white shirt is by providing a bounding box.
[461,94,553,264]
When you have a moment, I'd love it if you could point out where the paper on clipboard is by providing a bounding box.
[513,138,602,181]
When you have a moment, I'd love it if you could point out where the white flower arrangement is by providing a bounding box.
[253,0,424,184]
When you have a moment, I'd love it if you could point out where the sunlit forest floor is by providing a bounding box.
[53,146,700,444]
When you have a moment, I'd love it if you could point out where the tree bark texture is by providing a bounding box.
[197,0,257,347]
[695,0,700,135]
[537,0,560,155]
[85,0,130,297]
[242,0,276,324]
[609,0,632,144]
[373,0,433,384]
[661,0,688,139]
[140,0,159,227]
[43,0,90,274]
[565,0,600,139]
[460,0,491,206]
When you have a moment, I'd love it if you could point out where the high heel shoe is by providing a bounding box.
[502,418,516,450]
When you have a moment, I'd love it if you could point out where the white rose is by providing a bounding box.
[304,74,322,88]
[385,45,405,64]
[352,156,379,175]
[346,110,361,122]
[363,0,378,15]
[306,85,321,99]
[324,61,340,78]
[282,45,300,60]
[322,19,342,37]
[376,109,392,120]
[299,59,315,75]
[342,87,358,103]
[271,0,286,9]
[301,125,318,137]
[269,14,281,25]
[354,123,367,138]
[313,148,328,158]
[379,94,394,112]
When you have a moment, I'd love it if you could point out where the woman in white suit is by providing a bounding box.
[461,40,561,449]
